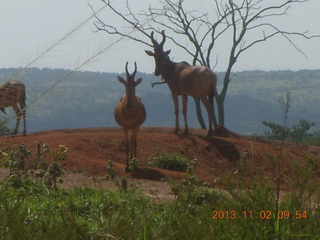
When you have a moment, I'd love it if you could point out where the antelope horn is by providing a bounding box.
[159,30,166,49]
[150,31,158,47]
[132,62,137,77]
[125,61,130,78]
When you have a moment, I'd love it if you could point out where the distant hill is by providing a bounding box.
[0,67,319,134]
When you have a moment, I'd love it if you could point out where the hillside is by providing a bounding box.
[0,68,320,135]
[1,127,319,191]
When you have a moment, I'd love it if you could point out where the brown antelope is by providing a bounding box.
[0,80,27,136]
[114,62,146,172]
[145,31,218,137]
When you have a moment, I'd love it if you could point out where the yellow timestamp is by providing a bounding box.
[212,210,307,220]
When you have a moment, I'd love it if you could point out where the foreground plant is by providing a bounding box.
[0,142,69,189]
[147,150,189,172]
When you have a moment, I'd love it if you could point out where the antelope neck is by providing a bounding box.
[161,56,176,82]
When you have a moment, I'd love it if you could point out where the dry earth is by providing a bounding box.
[0,126,320,199]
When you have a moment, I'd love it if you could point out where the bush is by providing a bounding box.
[0,142,69,189]
[147,151,189,172]
[260,119,315,143]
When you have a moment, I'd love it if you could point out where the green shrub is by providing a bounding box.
[147,151,189,172]
[0,142,69,189]
[260,119,315,143]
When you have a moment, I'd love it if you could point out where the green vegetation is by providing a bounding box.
[147,150,189,172]
[0,142,68,189]
[0,142,319,239]
[257,93,320,145]
[259,119,319,143]
[0,183,319,239]
[262,119,313,141]
[0,158,319,239]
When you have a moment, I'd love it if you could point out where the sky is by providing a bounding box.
[0,0,319,74]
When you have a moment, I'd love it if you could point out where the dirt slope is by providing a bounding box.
[0,127,319,191]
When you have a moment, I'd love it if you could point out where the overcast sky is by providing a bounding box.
[0,0,319,74]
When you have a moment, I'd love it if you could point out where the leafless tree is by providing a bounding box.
[92,0,319,128]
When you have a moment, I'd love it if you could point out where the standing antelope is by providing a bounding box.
[114,62,146,172]
[145,31,218,137]
[0,80,27,136]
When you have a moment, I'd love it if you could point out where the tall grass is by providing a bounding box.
[0,150,320,240]
[0,178,319,240]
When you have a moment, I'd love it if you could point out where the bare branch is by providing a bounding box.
[151,81,166,88]
[92,0,320,126]
[92,0,154,47]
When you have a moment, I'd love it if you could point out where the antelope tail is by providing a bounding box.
[209,85,214,106]
[209,84,218,128]
[23,90,26,107]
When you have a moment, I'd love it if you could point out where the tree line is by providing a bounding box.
[0,67,320,135]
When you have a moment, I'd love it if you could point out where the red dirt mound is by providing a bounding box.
[1,127,320,189]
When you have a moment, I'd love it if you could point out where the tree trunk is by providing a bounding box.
[215,64,232,127]
[215,73,230,127]
[215,94,225,126]
[193,97,206,129]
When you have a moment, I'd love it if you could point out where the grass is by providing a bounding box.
[0,176,319,240]
[147,150,189,172]
[0,147,320,239]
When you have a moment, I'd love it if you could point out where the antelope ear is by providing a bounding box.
[117,76,126,85]
[145,50,154,56]
[135,78,142,86]
[165,50,171,56]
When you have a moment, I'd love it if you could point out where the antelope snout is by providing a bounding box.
[126,103,131,109]
[154,67,161,76]
[155,69,161,76]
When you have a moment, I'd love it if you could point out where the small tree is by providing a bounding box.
[92,0,319,128]
[262,119,315,143]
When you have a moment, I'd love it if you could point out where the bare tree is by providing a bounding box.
[92,0,319,128]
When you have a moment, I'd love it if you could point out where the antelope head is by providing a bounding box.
[145,30,171,76]
[118,62,142,109]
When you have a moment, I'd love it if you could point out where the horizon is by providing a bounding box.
[1,66,320,76]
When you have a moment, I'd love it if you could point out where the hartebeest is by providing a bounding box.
[0,80,26,136]
[146,31,218,137]
[114,62,146,172]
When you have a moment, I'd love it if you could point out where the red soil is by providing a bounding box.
[0,126,319,196]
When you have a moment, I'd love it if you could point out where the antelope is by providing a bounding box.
[0,80,27,136]
[114,62,146,172]
[145,30,218,137]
